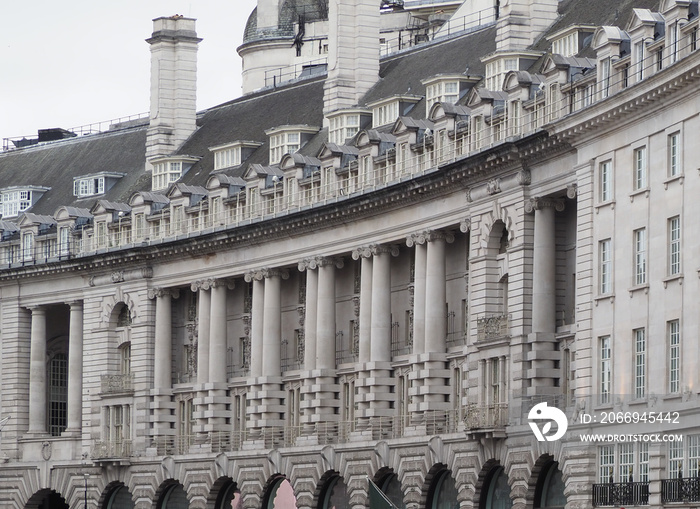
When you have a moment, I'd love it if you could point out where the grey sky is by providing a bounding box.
[1,0,258,140]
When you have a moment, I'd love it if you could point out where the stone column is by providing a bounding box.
[316,257,342,370]
[151,288,177,390]
[64,301,84,435]
[192,281,211,385]
[262,269,286,377]
[406,235,427,355]
[27,306,47,435]
[370,246,393,364]
[245,272,265,378]
[301,262,318,371]
[244,268,288,444]
[209,280,230,384]
[148,287,179,438]
[425,231,453,354]
[351,248,373,364]
[525,197,564,396]
[352,244,399,429]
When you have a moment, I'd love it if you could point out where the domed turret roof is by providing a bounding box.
[243,0,329,43]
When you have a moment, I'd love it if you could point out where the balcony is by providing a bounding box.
[91,439,132,461]
[100,373,133,394]
[592,481,649,507]
[476,314,509,342]
[464,403,508,438]
[662,477,700,504]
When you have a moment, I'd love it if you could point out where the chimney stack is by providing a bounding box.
[146,16,202,160]
[495,0,558,50]
[323,0,380,122]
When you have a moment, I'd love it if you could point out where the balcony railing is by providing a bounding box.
[100,373,134,394]
[476,314,509,342]
[464,402,508,430]
[91,439,132,459]
[662,477,700,504]
[592,481,649,507]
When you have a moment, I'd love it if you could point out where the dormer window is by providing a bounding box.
[149,156,199,191]
[210,141,262,170]
[485,58,518,90]
[422,75,478,116]
[0,186,48,218]
[265,126,319,165]
[328,110,370,145]
[75,177,104,197]
[368,96,421,128]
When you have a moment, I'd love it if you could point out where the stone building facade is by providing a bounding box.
[1,1,699,508]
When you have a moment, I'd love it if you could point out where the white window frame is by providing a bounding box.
[634,328,646,399]
[598,443,649,484]
[668,131,681,177]
[634,228,646,285]
[600,239,612,294]
[668,319,680,394]
[668,216,681,275]
[634,146,647,190]
[152,161,183,191]
[599,160,612,202]
[600,335,611,405]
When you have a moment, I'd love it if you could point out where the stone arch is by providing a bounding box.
[479,201,515,251]
[154,479,189,509]
[372,467,405,509]
[313,470,350,509]
[475,460,513,509]
[100,287,138,326]
[261,474,296,509]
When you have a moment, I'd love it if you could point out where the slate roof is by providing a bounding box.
[0,0,671,221]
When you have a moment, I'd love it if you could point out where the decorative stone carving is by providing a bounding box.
[147,287,180,300]
[89,266,153,286]
[566,183,578,199]
[459,218,471,233]
[486,178,502,195]
[524,197,565,214]
[353,244,399,259]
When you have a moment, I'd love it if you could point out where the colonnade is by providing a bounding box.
[20,200,564,438]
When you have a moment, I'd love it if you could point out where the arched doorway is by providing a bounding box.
[427,469,458,509]
[534,461,566,509]
[479,466,512,509]
[378,473,405,509]
[214,479,241,509]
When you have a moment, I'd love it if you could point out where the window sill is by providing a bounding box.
[595,200,616,213]
[594,293,615,305]
[629,188,649,202]
[628,283,649,296]
[663,173,684,189]
[663,274,684,288]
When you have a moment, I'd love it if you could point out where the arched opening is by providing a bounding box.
[104,484,135,509]
[263,477,297,509]
[534,461,566,509]
[479,466,512,509]
[24,489,69,509]
[427,469,458,509]
[318,475,349,509]
[157,483,188,509]
[213,478,241,509]
[374,471,405,509]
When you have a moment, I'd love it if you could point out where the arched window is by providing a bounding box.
[534,462,566,509]
[429,470,458,509]
[480,467,512,509]
[264,478,296,509]
[105,485,135,509]
[215,481,240,509]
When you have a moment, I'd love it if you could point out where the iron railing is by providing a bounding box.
[592,481,649,506]
[661,477,700,504]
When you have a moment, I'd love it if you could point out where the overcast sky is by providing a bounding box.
[0,0,258,140]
